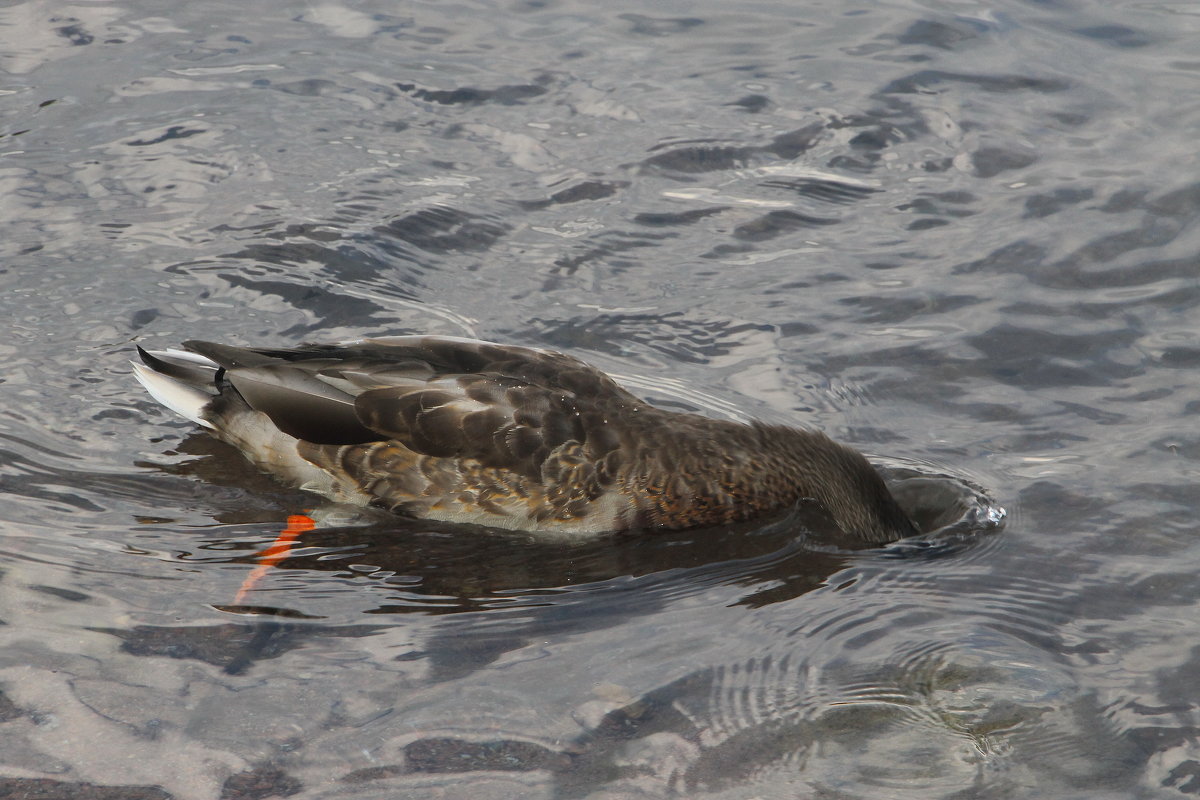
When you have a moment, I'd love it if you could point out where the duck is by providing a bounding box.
[133,335,916,542]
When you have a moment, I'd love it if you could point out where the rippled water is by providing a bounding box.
[2,0,1199,797]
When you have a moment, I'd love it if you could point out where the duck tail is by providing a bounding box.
[131,346,218,429]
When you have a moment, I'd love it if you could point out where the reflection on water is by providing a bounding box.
[121,429,1002,684]
[3,0,1200,796]
[160,432,1002,612]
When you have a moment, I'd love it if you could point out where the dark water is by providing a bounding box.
[2,0,1199,797]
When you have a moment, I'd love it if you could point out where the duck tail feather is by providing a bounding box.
[132,361,216,429]
[137,345,220,386]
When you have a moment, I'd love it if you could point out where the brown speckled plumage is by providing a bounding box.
[133,335,915,542]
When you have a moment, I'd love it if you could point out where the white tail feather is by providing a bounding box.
[156,348,219,368]
[131,361,216,429]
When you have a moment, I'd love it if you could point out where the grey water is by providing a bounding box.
[2,0,1199,797]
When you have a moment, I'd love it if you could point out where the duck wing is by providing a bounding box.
[184,336,641,478]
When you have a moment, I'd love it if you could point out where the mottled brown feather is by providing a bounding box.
[137,335,916,541]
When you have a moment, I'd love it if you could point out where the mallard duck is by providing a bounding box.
[133,336,916,542]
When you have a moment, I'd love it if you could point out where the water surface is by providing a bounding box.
[2,0,1199,797]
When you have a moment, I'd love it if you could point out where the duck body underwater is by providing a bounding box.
[133,336,916,542]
